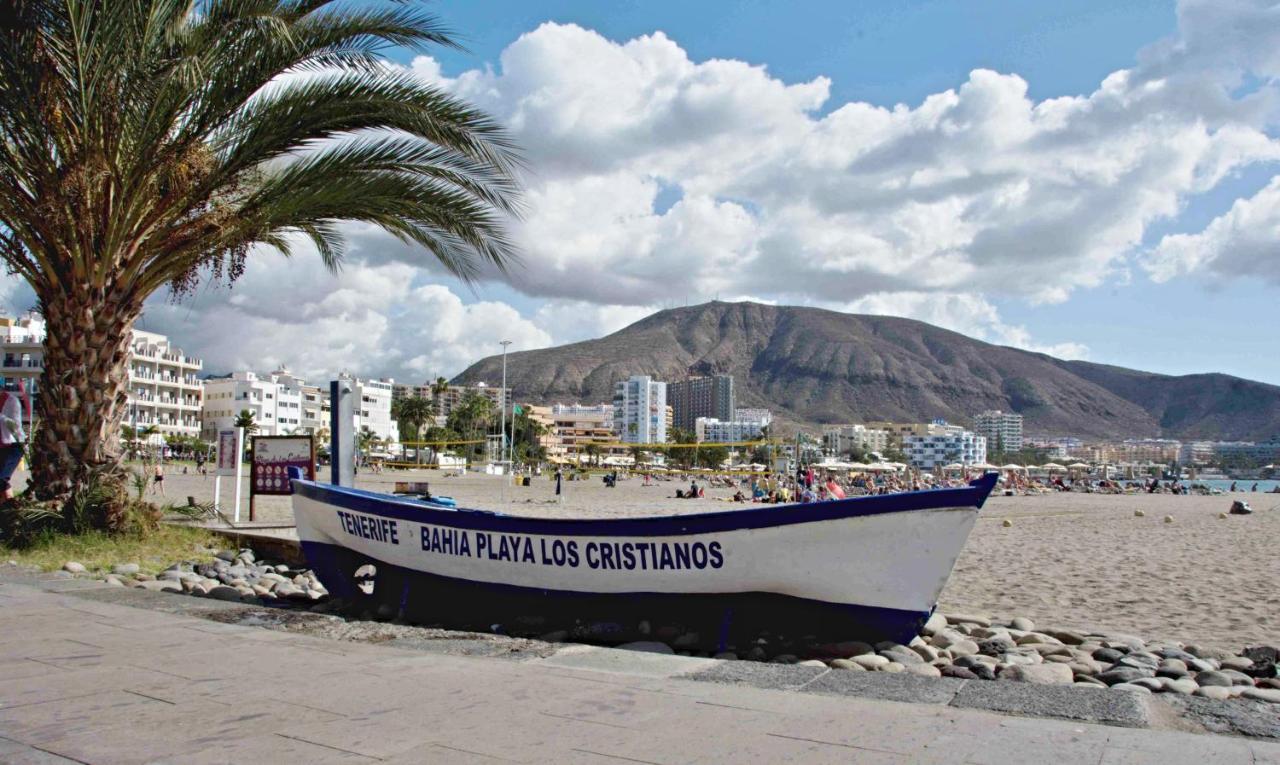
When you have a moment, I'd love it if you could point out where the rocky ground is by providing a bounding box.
[41,544,1280,708]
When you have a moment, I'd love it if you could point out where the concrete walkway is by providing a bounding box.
[1,578,1277,765]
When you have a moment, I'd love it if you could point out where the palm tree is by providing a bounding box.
[0,2,521,503]
[233,409,258,435]
[432,376,451,408]
[391,395,435,442]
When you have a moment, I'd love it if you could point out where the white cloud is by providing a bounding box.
[90,1,1280,380]
[843,292,1090,359]
[1143,174,1280,283]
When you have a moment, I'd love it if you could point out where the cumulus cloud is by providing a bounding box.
[1142,174,1280,283]
[113,1,1280,380]
[843,292,1090,360]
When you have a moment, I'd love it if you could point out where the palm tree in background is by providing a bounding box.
[0,2,521,505]
[233,410,258,435]
[391,395,435,444]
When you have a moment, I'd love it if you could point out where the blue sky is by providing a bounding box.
[124,1,1280,388]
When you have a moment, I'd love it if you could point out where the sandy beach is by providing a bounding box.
[28,465,1279,652]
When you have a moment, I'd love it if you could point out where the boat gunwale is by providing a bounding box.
[291,472,998,538]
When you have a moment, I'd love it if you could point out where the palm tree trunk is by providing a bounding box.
[31,287,141,501]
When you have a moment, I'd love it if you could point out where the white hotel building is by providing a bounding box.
[127,330,205,443]
[201,369,303,439]
[974,410,1024,453]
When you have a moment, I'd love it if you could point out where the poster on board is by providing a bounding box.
[251,435,315,496]
[216,429,239,476]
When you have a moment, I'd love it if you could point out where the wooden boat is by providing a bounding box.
[289,472,997,649]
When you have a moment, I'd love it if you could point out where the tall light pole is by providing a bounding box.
[499,339,511,471]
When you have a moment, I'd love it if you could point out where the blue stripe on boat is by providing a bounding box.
[292,471,997,538]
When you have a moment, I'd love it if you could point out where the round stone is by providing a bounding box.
[999,663,1074,685]
[62,562,87,574]
[1134,509,1145,517]
[1194,670,1234,687]
[1240,688,1280,704]
[1111,683,1153,694]
[830,659,863,671]
[940,665,979,680]
[880,662,905,673]
[1163,515,1174,524]
[849,654,888,670]
[797,659,827,668]
[1002,519,1013,527]
[1010,617,1035,632]
[904,663,941,678]
[111,563,140,576]
[1194,686,1231,700]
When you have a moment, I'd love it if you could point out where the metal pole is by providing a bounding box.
[499,339,511,474]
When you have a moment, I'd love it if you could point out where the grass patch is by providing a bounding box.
[0,523,222,574]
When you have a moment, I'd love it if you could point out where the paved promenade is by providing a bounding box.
[1,576,1277,764]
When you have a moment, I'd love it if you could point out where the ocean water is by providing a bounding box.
[1178,478,1280,493]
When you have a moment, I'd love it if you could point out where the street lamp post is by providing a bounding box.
[499,340,511,472]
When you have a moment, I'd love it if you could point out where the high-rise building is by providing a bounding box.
[667,375,734,431]
[974,410,1024,453]
[540,403,617,458]
[613,375,667,444]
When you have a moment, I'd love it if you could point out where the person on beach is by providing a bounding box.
[0,389,26,501]
[151,462,166,496]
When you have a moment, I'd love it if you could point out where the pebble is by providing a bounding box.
[1162,678,1198,695]
[1074,675,1107,688]
[940,665,979,680]
[1218,512,1228,519]
[103,575,124,587]
[829,659,863,671]
[946,613,992,627]
[851,654,889,670]
[1010,617,1035,632]
[1240,688,1280,704]
[1099,667,1153,685]
[922,613,948,636]
[207,585,244,602]
[880,649,923,665]
[1134,509,1145,517]
[112,563,140,576]
[880,662,905,673]
[903,663,941,678]
[1163,515,1174,524]
[798,659,828,668]
[1195,671,1234,687]
[1194,686,1232,700]
[1001,519,1013,527]
[62,562,87,574]
[1000,663,1074,685]
[1219,656,1254,672]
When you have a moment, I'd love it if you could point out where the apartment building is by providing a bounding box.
[903,423,987,469]
[392,381,509,423]
[974,410,1024,453]
[822,424,891,456]
[694,417,766,444]
[667,375,734,431]
[613,376,667,444]
[201,369,302,439]
[127,330,204,443]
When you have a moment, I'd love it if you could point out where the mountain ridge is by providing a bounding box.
[452,301,1280,440]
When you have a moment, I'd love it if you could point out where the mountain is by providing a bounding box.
[452,301,1280,440]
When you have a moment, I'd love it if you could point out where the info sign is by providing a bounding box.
[216,429,240,476]
[251,435,315,496]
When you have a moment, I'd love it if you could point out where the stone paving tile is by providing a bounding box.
[683,661,828,691]
[270,716,441,760]
[164,732,378,764]
[536,645,718,677]
[801,669,967,705]
[1097,731,1260,765]
[958,719,1112,765]
[950,678,1149,727]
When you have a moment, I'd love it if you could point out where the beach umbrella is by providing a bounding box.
[971,462,997,470]
[1000,463,1025,471]
[1066,462,1089,470]
[1042,462,1068,471]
